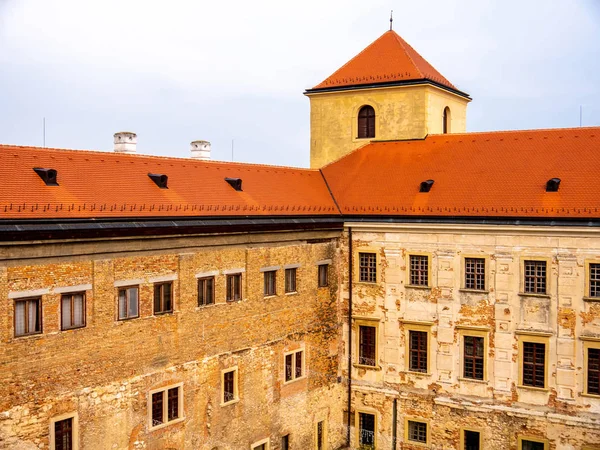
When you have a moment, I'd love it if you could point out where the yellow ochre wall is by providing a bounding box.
[307,84,470,168]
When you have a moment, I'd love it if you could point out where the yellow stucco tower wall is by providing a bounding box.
[307,84,470,168]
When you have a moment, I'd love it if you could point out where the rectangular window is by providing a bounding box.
[318,264,329,287]
[590,263,600,298]
[153,282,173,314]
[252,445,266,450]
[463,336,484,380]
[587,347,600,395]
[54,418,73,450]
[524,260,547,294]
[465,258,485,290]
[358,325,376,366]
[409,330,428,373]
[316,421,324,450]
[410,255,429,286]
[60,293,86,331]
[198,277,215,306]
[522,342,546,388]
[14,298,42,337]
[264,270,277,297]
[226,274,242,302]
[359,252,377,283]
[285,268,297,293]
[519,439,547,450]
[149,384,182,429]
[407,420,427,444]
[358,412,375,448]
[281,435,289,450]
[463,430,481,450]
[285,349,304,382]
[118,286,139,320]
[223,368,238,404]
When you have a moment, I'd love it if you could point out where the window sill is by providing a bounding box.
[221,398,240,407]
[195,303,221,311]
[580,393,600,399]
[13,332,43,340]
[405,285,431,290]
[117,315,140,322]
[148,416,185,432]
[583,296,600,302]
[356,281,378,285]
[317,286,329,289]
[283,375,307,385]
[459,289,489,294]
[285,291,298,296]
[263,295,278,299]
[458,377,487,384]
[405,440,428,448]
[61,325,86,332]
[401,370,431,377]
[226,299,246,303]
[518,293,550,299]
[153,311,175,316]
[353,363,381,371]
[517,385,549,392]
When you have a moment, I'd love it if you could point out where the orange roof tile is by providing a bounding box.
[309,30,461,93]
[0,146,339,219]
[321,127,600,218]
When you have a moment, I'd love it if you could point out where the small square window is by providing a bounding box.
[359,252,377,283]
[285,268,297,293]
[524,260,546,294]
[154,282,173,314]
[407,420,427,444]
[318,264,329,288]
[226,274,242,302]
[118,286,139,320]
[198,277,215,306]
[222,368,238,405]
[149,384,183,430]
[14,297,42,337]
[264,270,277,297]
[409,255,429,286]
[285,349,304,382]
[464,258,485,290]
[61,292,86,330]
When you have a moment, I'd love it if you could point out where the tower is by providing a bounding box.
[305,30,471,168]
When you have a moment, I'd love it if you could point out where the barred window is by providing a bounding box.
[359,252,377,283]
[465,258,485,290]
[223,369,237,404]
[118,286,139,319]
[285,349,304,382]
[318,264,329,288]
[198,277,214,306]
[524,260,547,294]
[226,274,242,302]
[590,263,600,297]
[410,255,429,286]
[61,293,86,330]
[14,298,42,337]
[407,420,427,444]
[463,336,484,380]
[358,412,375,448]
[464,430,481,450]
[150,385,182,429]
[409,330,428,373]
[154,282,173,314]
[264,270,277,297]
[522,342,545,388]
[359,326,376,367]
[285,268,297,293]
[587,348,600,395]
[54,418,73,450]
[317,421,324,450]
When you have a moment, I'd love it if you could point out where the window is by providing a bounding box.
[222,367,238,405]
[359,325,377,367]
[358,412,376,448]
[153,282,173,314]
[54,418,73,450]
[149,384,183,430]
[409,255,429,286]
[226,274,242,302]
[522,341,546,388]
[316,421,325,450]
[585,341,600,396]
[462,429,481,450]
[409,330,428,373]
[285,349,304,382]
[60,293,86,330]
[590,263,600,298]
[518,437,548,450]
[359,252,377,283]
[464,258,485,290]
[264,270,277,297]
[197,277,214,306]
[463,336,484,380]
[358,105,375,139]
[524,260,547,294]
[318,264,329,288]
[285,268,297,293]
[14,297,42,337]
[443,106,451,134]
[281,435,289,450]
[251,440,269,450]
[406,419,428,444]
[118,286,139,320]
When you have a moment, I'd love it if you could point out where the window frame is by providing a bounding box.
[520,257,551,296]
[284,348,306,384]
[60,291,87,331]
[406,253,432,288]
[314,420,327,450]
[357,105,376,139]
[358,252,377,284]
[458,327,488,382]
[13,297,42,337]
[583,337,600,397]
[263,270,277,297]
[585,259,600,301]
[404,418,430,446]
[517,333,550,390]
[403,322,433,374]
[117,285,140,320]
[355,409,377,449]
[284,267,297,294]
[153,281,173,315]
[147,382,184,431]
[353,317,380,370]
[318,264,329,288]
[221,366,239,406]
[226,273,243,302]
[517,436,549,450]
[49,412,79,450]
[250,438,270,450]
[460,427,482,450]
[197,276,215,307]
[461,256,488,292]
[443,106,451,134]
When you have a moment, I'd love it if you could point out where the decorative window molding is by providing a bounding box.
[54,284,92,294]
[223,268,245,275]
[259,265,281,273]
[195,270,219,279]
[114,279,144,288]
[8,288,49,299]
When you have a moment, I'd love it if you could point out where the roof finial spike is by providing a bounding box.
[389,10,393,31]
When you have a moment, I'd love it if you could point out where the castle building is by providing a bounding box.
[1,28,600,450]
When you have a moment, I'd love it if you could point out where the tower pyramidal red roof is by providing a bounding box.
[310,30,460,93]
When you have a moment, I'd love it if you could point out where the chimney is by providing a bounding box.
[190,140,211,160]
[114,132,137,154]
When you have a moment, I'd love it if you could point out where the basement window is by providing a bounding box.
[518,437,548,450]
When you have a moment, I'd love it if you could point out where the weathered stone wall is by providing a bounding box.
[343,224,600,449]
[0,230,346,449]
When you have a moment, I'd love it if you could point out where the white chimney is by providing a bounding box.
[190,140,211,160]
[114,132,137,154]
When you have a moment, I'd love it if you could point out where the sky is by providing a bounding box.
[0,0,599,167]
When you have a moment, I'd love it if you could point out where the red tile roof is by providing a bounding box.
[321,127,600,218]
[309,30,460,93]
[0,145,339,219]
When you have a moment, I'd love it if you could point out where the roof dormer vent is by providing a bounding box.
[419,179,434,192]
[148,173,168,189]
[33,167,59,186]
[225,177,242,191]
[546,178,561,192]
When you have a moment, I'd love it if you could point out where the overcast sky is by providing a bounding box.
[1,0,599,167]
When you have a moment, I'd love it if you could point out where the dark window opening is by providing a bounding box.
[285,268,297,293]
[443,107,450,134]
[521,440,545,450]
[359,252,377,283]
[151,392,163,426]
[198,277,215,306]
[588,348,600,395]
[61,292,86,330]
[14,298,42,337]
[410,255,429,286]
[465,258,485,290]
[264,270,277,296]
[167,387,179,421]
[226,274,242,302]
[409,330,428,373]
[118,286,139,320]
[358,105,375,139]
[285,350,304,382]
[154,282,173,314]
[522,342,546,388]
[524,260,547,294]
[359,412,375,448]
[223,370,236,403]
[317,421,324,450]
[359,325,376,367]
[463,336,484,380]
[54,418,73,450]
[464,430,481,450]
[407,420,427,443]
[318,264,329,288]
[281,435,289,450]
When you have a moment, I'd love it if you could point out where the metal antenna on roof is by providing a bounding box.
[390,10,393,30]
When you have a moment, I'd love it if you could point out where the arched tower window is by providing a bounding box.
[358,105,376,139]
[443,107,451,134]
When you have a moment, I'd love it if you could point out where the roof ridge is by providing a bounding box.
[389,31,424,79]
[427,125,600,138]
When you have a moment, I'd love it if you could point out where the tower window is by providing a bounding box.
[358,105,375,139]
[443,107,451,134]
